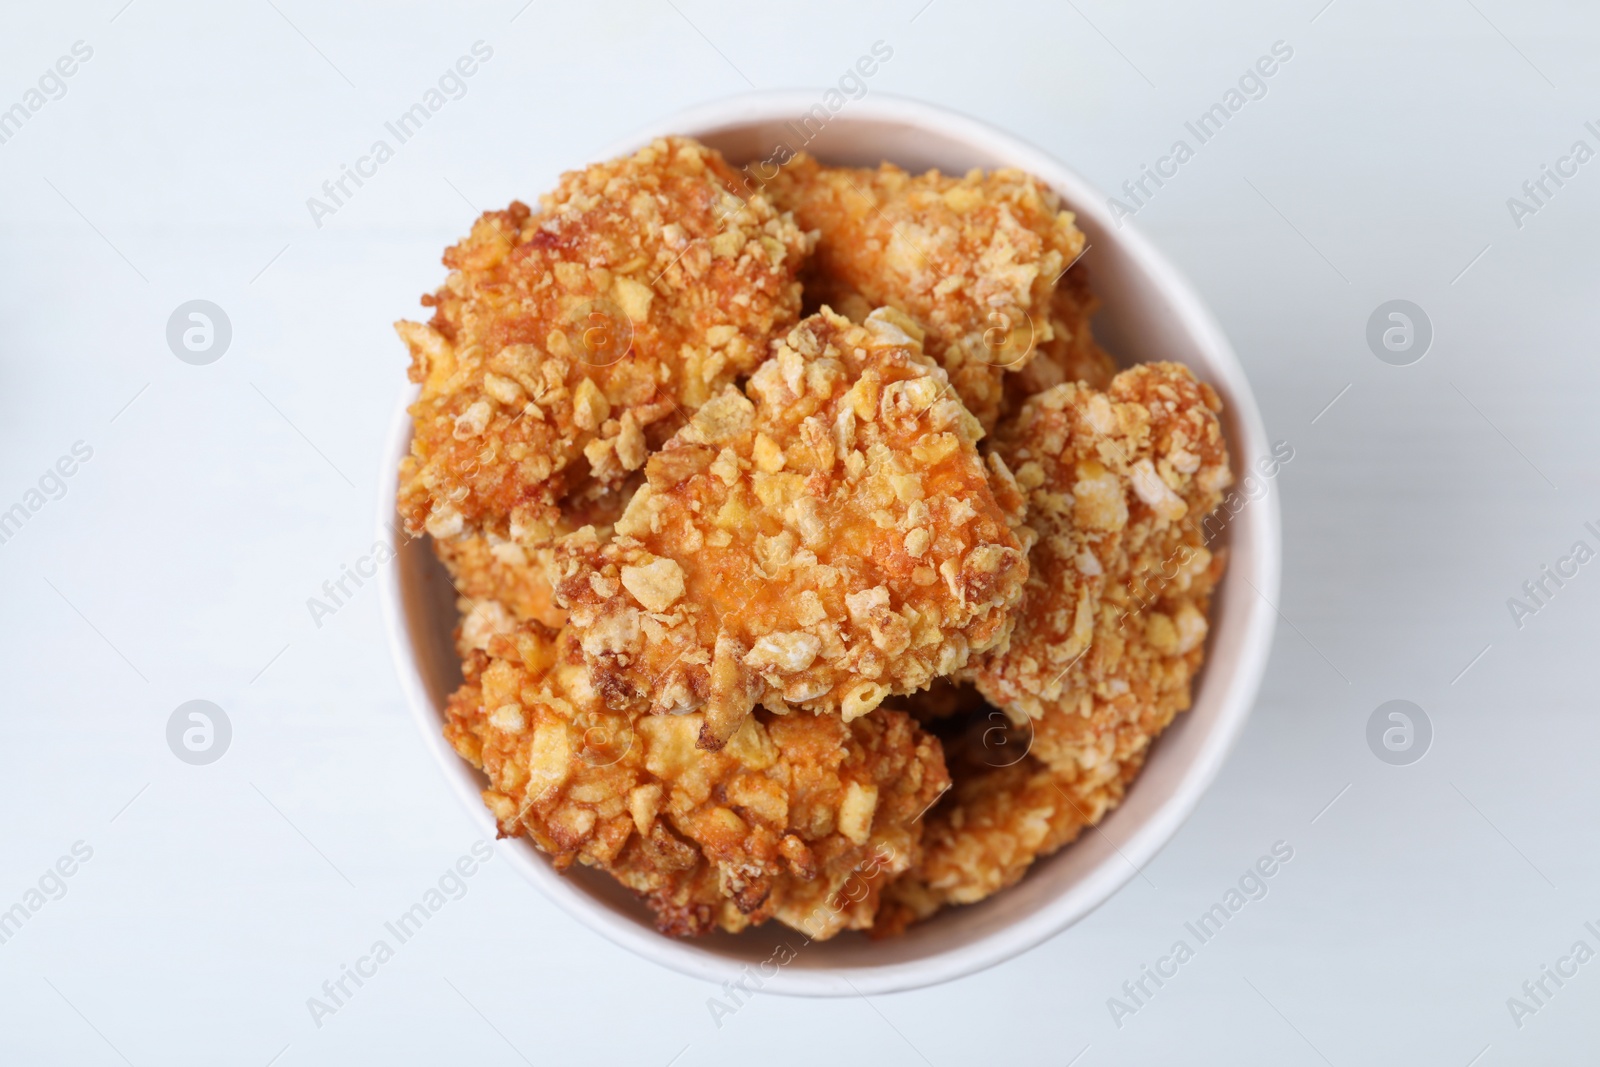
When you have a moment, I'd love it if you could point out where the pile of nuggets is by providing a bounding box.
[397,137,1233,940]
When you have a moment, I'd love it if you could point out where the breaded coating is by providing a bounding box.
[970,362,1231,716]
[767,155,1086,430]
[549,307,1031,750]
[398,136,812,547]
[881,362,1232,917]
[433,475,642,631]
[437,536,567,630]
[444,618,950,938]
[1004,263,1118,412]
[875,751,1145,932]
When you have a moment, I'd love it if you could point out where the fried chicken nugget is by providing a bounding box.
[550,307,1031,750]
[973,362,1231,717]
[398,136,812,546]
[767,155,1086,430]
[444,616,950,938]
[880,363,1232,918]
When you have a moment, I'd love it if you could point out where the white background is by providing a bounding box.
[2,1,1598,1064]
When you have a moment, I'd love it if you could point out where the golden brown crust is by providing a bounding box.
[444,622,949,938]
[768,155,1087,431]
[875,751,1144,934]
[433,473,644,632]
[399,137,812,547]
[970,362,1232,716]
[436,536,567,630]
[550,307,1030,750]
[879,362,1232,919]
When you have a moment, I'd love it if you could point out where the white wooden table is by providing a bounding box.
[1,1,1595,1062]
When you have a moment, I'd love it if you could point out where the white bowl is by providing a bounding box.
[378,91,1281,997]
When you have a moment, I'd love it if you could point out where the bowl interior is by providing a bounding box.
[382,93,1279,996]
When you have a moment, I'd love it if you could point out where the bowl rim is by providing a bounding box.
[378,89,1281,996]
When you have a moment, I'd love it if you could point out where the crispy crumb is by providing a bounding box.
[969,361,1231,716]
[879,362,1231,920]
[551,307,1030,750]
[768,155,1086,431]
[444,622,949,938]
[398,136,812,548]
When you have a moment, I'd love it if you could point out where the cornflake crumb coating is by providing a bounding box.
[550,306,1031,750]
[398,136,812,547]
[444,617,949,938]
[881,362,1232,918]
[433,476,642,632]
[874,750,1146,932]
[972,362,1231,715]
[436,536,568,630]
[767,155,1087,431]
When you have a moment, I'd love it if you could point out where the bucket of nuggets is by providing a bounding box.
[394,136,1233,943]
